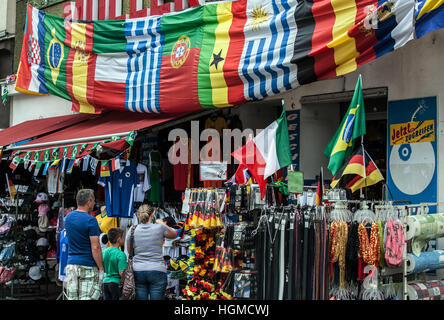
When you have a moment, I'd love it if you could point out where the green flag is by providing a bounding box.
[323,75,366,176]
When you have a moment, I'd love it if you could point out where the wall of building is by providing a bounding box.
[10,90,74,126]
[0,0,15,37]
[300,102,340,181]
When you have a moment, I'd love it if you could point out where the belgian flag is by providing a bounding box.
[330,145,384,193]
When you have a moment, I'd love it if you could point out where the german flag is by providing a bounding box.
[5,173,17,202]
[315,167,325,206]
[330,145,383,193]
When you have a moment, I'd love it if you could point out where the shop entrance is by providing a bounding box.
[300,88,388,200]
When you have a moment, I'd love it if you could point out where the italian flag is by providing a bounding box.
[232,105,291,199]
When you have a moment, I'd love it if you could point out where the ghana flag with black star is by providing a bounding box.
[330,145,384,193]
[16,0,424,115]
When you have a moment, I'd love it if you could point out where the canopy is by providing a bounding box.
[8,110,189,166]
[0,113,92,148]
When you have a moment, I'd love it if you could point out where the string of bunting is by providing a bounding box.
[8,131,137,177]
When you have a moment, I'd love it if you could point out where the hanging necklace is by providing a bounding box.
[329,221,348,288]
[358,222,380,266]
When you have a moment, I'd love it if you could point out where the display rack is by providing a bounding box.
[381,202,444,300]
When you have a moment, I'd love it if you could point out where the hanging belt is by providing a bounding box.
[278,216,286,300]
[287,212,295,300]
[301,212,309,300]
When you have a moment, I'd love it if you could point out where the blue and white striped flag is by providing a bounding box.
[124,16,163,113]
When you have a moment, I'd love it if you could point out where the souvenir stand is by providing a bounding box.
[0,131,143,299]
[0,180,57,299]
[176,170,444,300]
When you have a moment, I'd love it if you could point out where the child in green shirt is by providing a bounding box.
[102,228,127,300]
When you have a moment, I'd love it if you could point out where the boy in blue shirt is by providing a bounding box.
[102,228,127,300]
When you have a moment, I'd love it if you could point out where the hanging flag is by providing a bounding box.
[232,104,291,199]
[82,155,90,171]
[9,157,20,171]
[50,159,61,168]
[51,148,59,161]
[90,158,98,175]
[33,151,42,165]
[125,131,137,146]
[66,159,75,174]
[323,75,366,176]
[225,163,251,186]
[59,158,67,172]
[315,167,325,206]
[100,160,110,177]
[42,162,50,175]
[415,0,444,38]
[70,144,79,159]
[34,162,42,176]
[5,173,17,203]
[1,84,8,105]
[111,155,121,172]
[330,145,384,193]
[79,143,88,156]
[74,158,82,167]
[15,1,419,115]
[43,149,50,163]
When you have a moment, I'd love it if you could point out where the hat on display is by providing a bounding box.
[36,237,49,247]
[51,201,61,209]
[28,266,42,281]
[34,193,48,204]
[38,203,50,217]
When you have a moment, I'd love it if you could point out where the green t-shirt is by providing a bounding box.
[103,247,127,284]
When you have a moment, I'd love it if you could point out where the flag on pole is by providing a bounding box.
[232,102,291,199]
[315,167,325,206]
[5,173,17,203]
[324,75,366,176]
[1,84,7,105]
[330,145,384,193]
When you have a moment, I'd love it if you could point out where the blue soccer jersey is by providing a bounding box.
[98,160,140,218]
[59,229,69,281]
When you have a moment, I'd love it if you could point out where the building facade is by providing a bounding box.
[6,0,444,207]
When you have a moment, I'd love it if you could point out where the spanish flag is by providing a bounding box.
[324,75,366,176]
[330,145,384,193]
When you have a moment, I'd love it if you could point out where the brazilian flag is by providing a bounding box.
[323,75,366,176]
